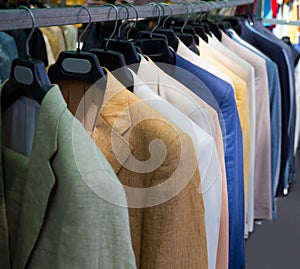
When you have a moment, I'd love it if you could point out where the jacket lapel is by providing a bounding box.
[12,86,67,269]
[92,72,133,175]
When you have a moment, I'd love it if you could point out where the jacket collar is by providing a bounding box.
[99,71,132,135]
[92,71,133,175]
[2,85,67,268]
[136,55,160,95]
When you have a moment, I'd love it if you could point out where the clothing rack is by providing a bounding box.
[262,18,300,26]
[0,0,253,31]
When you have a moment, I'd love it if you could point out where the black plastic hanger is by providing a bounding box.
[154,3,178,50]
[172,3,199,54]
[48,5,106,85]
[136,30,168,42]
[155,28,178,50]
[171,3,200,45]
[220,21,232,30]
[175,32,199,54]
[100,38,140,65]
[1,6,51,113]
[192,25,208,43]
[173,26,199,45]
[192,2,213,39]
[135,3,175,64]
[90,4,134,91]
[187,3,209,43]
[201,2,223,41]
[199,22,212,36]
[135,4,175,46]
[99,4,140,66]
[206,22,222,40]
[223,17,243,35]
[135,37,175,64]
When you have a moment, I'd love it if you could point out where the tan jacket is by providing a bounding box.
[57,71,208,269]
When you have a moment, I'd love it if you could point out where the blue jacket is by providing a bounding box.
[158,54,245,269]
[240,19,296,194]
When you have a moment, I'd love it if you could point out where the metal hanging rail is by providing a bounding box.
[0,0,254,31]
[262,18,300,26]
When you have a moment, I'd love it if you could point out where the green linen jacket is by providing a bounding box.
[0,84,137,269]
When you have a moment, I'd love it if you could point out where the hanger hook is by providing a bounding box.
[180,2,190,33]
[18,5,35,59]
[148,2,162,38]
[74,5,92,53]
[187,2,195,25]
[158,2,165,24]
[198,1,210,21]
[191,2,203,24]
[159,3,173,29]
[103,4,119,49]
[190,2,200,24]
[117,4,130,40]
[188,2,194,14]
[209,1,220,21]
[126,4,139,40]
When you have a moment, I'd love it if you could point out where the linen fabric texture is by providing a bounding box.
[57,71,209,269]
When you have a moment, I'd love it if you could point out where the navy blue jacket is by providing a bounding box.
[240,20,296,194]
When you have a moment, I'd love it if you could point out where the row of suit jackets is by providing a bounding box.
[240,18,299,196]
[0,66,209,268]
[0,16,299,269]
